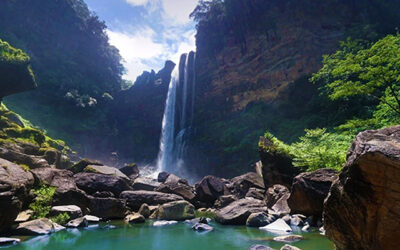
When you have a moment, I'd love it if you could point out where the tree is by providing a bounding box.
[312,35,400,115]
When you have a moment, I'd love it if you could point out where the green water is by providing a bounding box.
[4,221,334,250]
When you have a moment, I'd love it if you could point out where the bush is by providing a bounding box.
[29,183,57,219]
[50,213,70,225]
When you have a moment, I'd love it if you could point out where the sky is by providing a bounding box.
[85,0,198,81]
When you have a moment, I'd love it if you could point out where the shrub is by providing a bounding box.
[29,183,57,219]
[50,213,70,225]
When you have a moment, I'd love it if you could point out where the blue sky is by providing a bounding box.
[85,0,198,81]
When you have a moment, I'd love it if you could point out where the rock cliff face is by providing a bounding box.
[188,0,400,176]
[324,126,400,250]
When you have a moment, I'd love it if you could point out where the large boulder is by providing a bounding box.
[88,196,129,219]
[74,172,132,196]
[52,188,91,214]
[132,177,160,191]
[0,158,34,233]
[151,200,195,221]
[215,198,267,225]
[120,190,184,210]
[258,137,299,188]
[324,126,400,250]
[15,218,64,235]
[119,163,139,180]
[288,168,337,217]
[31,168,77,191]
[229,172,265,198]
[49,205,82,220]
[83,165,129,179]
[195,176,230,206]
[265,184,290,216]
[155,176,196,203]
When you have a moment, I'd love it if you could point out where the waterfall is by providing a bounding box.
[157,52,196,175]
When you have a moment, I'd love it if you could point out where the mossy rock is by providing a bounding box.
[69,159,103,174]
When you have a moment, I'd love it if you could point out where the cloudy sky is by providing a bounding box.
[85,0,198,81]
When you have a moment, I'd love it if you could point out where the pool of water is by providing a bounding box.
[4,221,334,250]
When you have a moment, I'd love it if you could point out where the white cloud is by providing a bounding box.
[161,0,198,24]
[126,0,150,6]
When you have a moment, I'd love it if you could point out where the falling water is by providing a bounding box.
[157,52,196,174]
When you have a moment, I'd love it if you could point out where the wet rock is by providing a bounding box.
[124,213,145,224]
[119,163,139,180]
[153,220,178,227]
[31,168,77,191]
[280,245,301,250]
[132,177,160,191]
[195,175,230,207]
[215,198,267,225]
[248,245,274,250]
[83,165,129,179]
[288,169,337,218]
[83,215,101,223]
[0,237,20,245]
[120,190,184,210]
[259,219,292,233]
[246,212,274,227]
[213,195,237,209]
[66,217,88,228]
[273,235,304,243]
[15,218,65,235]
[49,205,83,220]
[15,210,33,223]
[324,126,400,250]
[258,137,299,188]
[151,200,195,221]
[74,172,132,196]
[192,223,213,232]
[0,158,34,233]
[230,172,265,198]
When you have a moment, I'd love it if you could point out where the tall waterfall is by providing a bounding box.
[157,52,196,175]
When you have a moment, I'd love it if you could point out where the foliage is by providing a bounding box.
[50,213,70,225]
[29,183,57,219]
[195,210,215,219]
[312,34,400,114]
[0,39,29,64]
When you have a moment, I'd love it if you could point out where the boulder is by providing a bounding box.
[31,168,77,191]
[289,215,304,227]
[157,172,170,183]
[0,147,50,169]
[83,215,101,223]
[119,163,139,180]
[248,245,274,250]
[0,237,20,245]
[69,159,103,174]
[195,176,230,206]
[192,223,213,232]
[66,217,88,228]
[0,158,34,233]
[155,181,196,203]
[83,165,129,179]
[230,172,265,198]
[151,200,195,221]
[152,220,178,227]
[324,126,400,250]
[213,195,237,209]
[274,235,304,243]
[74,172,132,196]
[120,190,184,210]
[215,198,267,225]
[49,205,83,220]
[52,188,91,214]
[280,245,301,250]
[288,169,337,218]
[15,209,33,223]
[258,136,299,188]
[246,212,274,227]
[138,203,151,218]
[124,213,145,224]
[132,177,160,191]
[265,185,289,208]
[245,188,265,200]
[259,218,292,233]
[93,191,115,198]
[88,196,128,219]
[15,218,65,235]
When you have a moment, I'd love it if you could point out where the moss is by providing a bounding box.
[83,166,100,174]
[19,163,30,171]
[195,210,215,219]
[0,39,30,64]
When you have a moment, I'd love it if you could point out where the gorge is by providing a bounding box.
[0,0,400,249]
